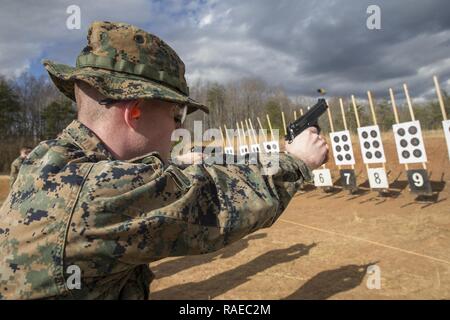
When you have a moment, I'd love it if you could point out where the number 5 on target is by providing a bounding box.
[313,169,333,187]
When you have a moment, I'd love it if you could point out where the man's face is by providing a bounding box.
[20,149,31,158]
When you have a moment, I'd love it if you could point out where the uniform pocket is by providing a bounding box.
[165,165,192,192]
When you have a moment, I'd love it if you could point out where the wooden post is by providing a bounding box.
[236,122,243,147]
[389,88,409,171]
[281,111,287,135]
[256,117,268,142]
[266,114,275,141]
[240,121,248,146]
[219,126,225,149]
[224,125,233,149]
[433,75,448,120]
[403,84,426,169]
[350,96,369,173]
[294,110,298,120]
[244,119,254,145]
[248,119,260,145]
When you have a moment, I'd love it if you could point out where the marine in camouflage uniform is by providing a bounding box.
[0,21,313,300]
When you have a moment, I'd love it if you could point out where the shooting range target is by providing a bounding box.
[330,130,356,166]
[263,141,280,153]
[224,147,235,155]
[357,125,386,164]
[407,169,432,195]
[392,121,427,164]
[250,144,261,153]
[339,169,357,191]
[442,120,450,160]
[239,145,249,156]
[367,167,389,189]
[313,168,333,187]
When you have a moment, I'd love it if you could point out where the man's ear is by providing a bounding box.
[124,101,141,129]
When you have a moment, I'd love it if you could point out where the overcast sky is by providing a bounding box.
[1,0,449,102]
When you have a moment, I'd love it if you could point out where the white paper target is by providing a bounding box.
[263,141,280,153]
[330,130,355,165]
[367,167,389,189]
[392,121,427,164]
[442,120,450,160]
[313,169,333,187]
[224,147,234,155]
[250,144,261,153]
[239,145,249,156]
[357,125,386,164]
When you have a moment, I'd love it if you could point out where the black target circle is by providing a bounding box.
[400,139,408,148]
[375,151,382,158]
[342,135,348,142]
[336,145,342,152]
[402,150,410,159]
[364,142,370,149]
[272,143,278,150]
[397,128,406,136]
[362,131,369,139]
[343,144,350,151]
[337,155,343,161]
[413,149,422,158]
[267,144,271,150]
[334,136,340,143]
[345,154,352,161]
[411,138,420,146]
[373,141,380,148]
[366,152,373,159]
[370,130,378,138]
[408,126,418,135]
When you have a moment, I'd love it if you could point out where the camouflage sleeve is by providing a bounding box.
[72,153,312,265]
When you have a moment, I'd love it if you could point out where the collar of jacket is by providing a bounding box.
[61,120,115,160]
[61,120,165,164]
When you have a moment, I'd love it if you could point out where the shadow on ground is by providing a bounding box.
[151,233,268,280]
[151,243,317,300]
[283,263,374,300]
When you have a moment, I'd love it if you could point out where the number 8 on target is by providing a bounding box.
[367,168,389,189]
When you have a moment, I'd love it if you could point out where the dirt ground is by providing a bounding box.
[1,132,449,299]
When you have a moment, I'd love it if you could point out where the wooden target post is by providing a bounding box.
[390,87,432,196]
[433,75,450,161]
[223,124,235,155]
[403,84,427,170]
[352,93,390,194]
[331,97,357,193]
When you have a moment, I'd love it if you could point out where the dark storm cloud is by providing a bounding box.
[0,0,449,101]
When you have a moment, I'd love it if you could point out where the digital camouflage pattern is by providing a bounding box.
[9,156,25,188]
[43,21,208,114]
[0,120,312,299]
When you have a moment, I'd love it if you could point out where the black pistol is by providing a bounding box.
[285,98,328,143]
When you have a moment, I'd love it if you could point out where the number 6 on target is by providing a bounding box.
[313,169,333,187]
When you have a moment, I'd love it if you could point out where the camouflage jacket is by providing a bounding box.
[0,120,312,300]
[9,156,25,188]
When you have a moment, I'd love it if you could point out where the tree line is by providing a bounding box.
[1,72,448,173]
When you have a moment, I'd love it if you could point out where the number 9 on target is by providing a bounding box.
[406,169,432,195]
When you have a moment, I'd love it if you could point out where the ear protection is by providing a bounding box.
[130,106,141,119]
[129,101,141,119]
